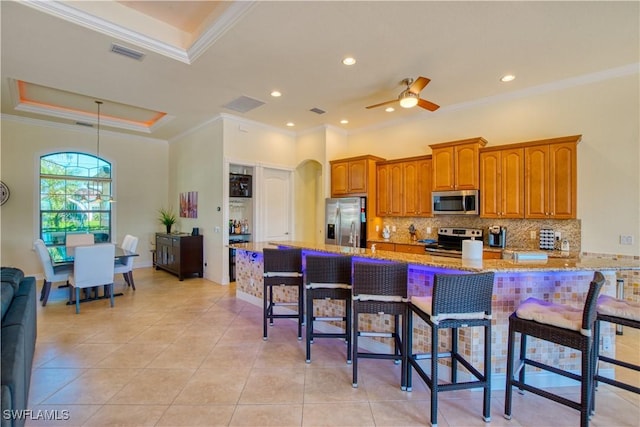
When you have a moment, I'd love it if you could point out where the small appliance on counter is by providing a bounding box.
[539,229,555,250]
[488,226,506,248]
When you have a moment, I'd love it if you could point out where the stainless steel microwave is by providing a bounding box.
[432,190,479,215]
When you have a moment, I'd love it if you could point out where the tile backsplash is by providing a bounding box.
[370,216,581,251]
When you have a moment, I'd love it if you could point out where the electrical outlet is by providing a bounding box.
[214,226,220,233]
[554,231,562,241]
[391,226,396,232]
[530,230,536,239]
[620,235,634,245]
[427,226,432,234]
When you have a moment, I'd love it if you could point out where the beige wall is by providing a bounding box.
[0,116,168,276]
[168,118,224,283]
[347,74,640,256]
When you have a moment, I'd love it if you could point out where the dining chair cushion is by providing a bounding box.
[305,282,351,290]
[71,244,115,289]
[597,295,640,321]
[410,295,491,325]
[34,240,71,283]
[352,294,407,303]
[515,297,589,336]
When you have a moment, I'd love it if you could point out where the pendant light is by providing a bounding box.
[93,100,114,203]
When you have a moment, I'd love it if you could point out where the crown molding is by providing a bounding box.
[1,114,168,145]
[22,0,256,64]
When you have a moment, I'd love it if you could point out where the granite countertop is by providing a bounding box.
[230,241,640,273]
[366,238,573,257]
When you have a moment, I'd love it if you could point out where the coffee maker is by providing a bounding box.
[488,226,506,248]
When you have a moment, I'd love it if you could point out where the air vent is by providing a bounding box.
[75,121,93,127]
[110,43,145,61]
[223,96,265,113]
[309,107,326,115]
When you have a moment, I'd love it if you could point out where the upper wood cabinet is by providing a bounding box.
[377,156,432,217]
[524,136,579,219]
[330,155,384,197]
[430,137,487,191]
[480,147,525,218]
[376,161,403,216]
[403,157,432,216]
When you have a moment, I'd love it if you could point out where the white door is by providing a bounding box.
[262,167,293,241]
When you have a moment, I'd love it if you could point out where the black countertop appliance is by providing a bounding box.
[488,226,506,248]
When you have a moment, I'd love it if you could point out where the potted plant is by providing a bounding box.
[158,207,177,234]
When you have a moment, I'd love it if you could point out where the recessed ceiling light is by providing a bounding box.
[286,122,295,127]
[270,90,282,97]
[385,107,395,112]
[342,57,356,66]
[500,74,516,82]
[340,119,349,124]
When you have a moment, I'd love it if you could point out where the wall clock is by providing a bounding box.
[0,181,9,206]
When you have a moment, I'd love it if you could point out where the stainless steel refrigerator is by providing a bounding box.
[325,197,367,248]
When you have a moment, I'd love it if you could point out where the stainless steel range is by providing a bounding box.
[423,227,483,257]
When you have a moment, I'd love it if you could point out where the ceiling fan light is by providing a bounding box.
[399,91,418,108]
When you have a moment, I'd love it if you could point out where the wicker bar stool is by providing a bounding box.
[351,261,408,389]
[262,248,304,340]
[592,294,640,400]
[305,255,353,364]
[406,272,495,427]
[504,271,605,427]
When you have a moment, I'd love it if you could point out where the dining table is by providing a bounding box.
[47,244,139,305]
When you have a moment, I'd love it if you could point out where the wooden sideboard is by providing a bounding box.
[155,233,203,280]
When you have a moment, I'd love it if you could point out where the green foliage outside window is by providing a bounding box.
[40,152,112,245]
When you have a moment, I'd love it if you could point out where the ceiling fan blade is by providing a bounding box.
[409,76,430,94]
[417,98,440,111]
[365,99,399,109]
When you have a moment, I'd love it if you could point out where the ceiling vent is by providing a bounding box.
[309,107,326,115]
[110,43,145,61]
[223,96,265,113]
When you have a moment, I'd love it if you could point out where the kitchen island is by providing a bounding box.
[231,241,640,388]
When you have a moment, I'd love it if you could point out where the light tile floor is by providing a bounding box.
[25,268,639,426]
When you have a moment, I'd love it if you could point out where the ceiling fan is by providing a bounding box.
[366,76,439,111]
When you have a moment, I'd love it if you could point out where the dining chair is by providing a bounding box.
[351,260,408,390]
[114,234,138,290]
[33,239,72,307]
[69,244,116,314]
[262,247,304,340]
[406,272,495,427]
[65,233,95,247]
[304,254,353,364]
[504,271,605,427]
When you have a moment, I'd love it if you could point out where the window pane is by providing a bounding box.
[40,152,112,246]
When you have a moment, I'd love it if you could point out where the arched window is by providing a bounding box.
[40,152,112,246]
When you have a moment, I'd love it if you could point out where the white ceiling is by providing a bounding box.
[1,1,638,141]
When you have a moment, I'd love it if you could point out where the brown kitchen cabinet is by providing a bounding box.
[330,155,384,197]
[377,156,432,217]
[483,250,503,260]
[330,155,384,241]
[480,147,525,218]
[155,233,203,280]
[404,157,432,216]
[524,136,579,219]
[368,241,396,252]
[394,243,427,255]
[430,137,487,191]
[376,161,403,216]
